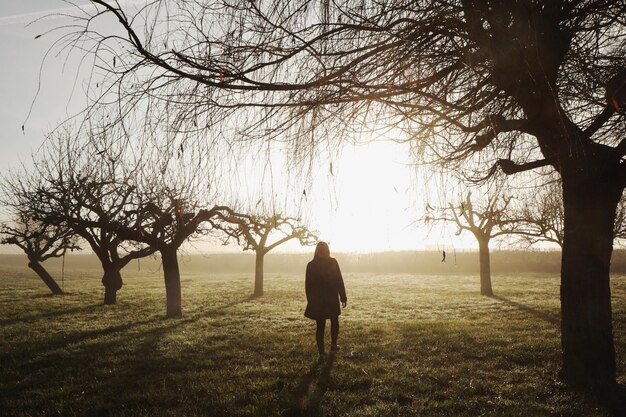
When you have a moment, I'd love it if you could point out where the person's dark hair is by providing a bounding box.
[314,241,331,259]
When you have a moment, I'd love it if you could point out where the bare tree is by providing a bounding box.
[425,191,518,296]
[52,0,626,390]
[30,133,156,305]
[213,210,317,297]
[1,212,79,295]
[512,181,626,248]
[111,192,228,317]
[34,128,227,316]
[510,182,565,248]
[1,167,80,294]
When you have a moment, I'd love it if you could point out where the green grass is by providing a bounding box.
[1,264,625,417]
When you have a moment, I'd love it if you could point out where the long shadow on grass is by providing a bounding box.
[492,295,559,326]
[0,303,101,326]
[3,317,162,367]
[4,296,252,372]
[0,315,170,409]
[1,296,256,415]
[287,352,336,417]
[60,295,257,414]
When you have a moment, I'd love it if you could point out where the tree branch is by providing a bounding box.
[497,158,552,175]
[584,104,616,139]
[470,116,532,152]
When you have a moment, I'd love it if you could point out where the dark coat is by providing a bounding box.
[304,257,347,320]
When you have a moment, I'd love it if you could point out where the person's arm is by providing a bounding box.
[334,259,347,307]
[305,263,312,303]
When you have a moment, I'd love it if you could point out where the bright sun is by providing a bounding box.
[277,139,481,254]
[306,140,419,253]
[187,137,478,255]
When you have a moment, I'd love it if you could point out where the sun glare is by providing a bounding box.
[296,140,421,253]
[203,137,481,255]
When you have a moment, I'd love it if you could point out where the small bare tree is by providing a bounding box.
[213,210,318,297]
[1,167,81,295]
[509,182,565,248]
[98,132,230,317]
[513,181,626,248]
[425,191,518,296]
[1,212,78,295]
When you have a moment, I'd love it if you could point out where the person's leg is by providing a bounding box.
[330,316,339,349]
[316,319,326,354]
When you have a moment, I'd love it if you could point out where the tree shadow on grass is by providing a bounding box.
[4,317,162,368]
[3,296,252,372]
[1,295,257,416]
[67,295,259,414]
[0,303,103,326]
[287,352,336,417]
[10,298,233,358]
[179,294,256,320]
[1,290,83,302]
[606,383,626,417]
[491,295,559,326]
[493,296,626,416]
[29,291,84,298]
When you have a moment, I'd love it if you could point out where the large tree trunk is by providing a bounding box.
[560,176,621,391]
[101,267,123,305]
[254,250,265,297]
[477,237,493,297]
[27,260,64,295]
[161,248,182,318]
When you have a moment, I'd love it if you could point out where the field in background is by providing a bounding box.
[1,261,626,416]
[6,249,626,278]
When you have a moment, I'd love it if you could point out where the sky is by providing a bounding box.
[0,1,93,169]
[0,1,482,255]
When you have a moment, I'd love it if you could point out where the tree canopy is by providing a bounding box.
[55,0,625,179]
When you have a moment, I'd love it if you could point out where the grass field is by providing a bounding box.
[1,260,626,417]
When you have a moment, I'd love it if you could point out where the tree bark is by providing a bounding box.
[27,260,64,295]
[161,248,182,318]
[560,176,620,391]
[102,267,123,305]
[254,250,265,297]
[477,238,493,296]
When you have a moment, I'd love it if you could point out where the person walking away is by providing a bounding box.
[304,242,347,361]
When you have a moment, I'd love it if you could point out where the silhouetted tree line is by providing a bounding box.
[1,130,317,317]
